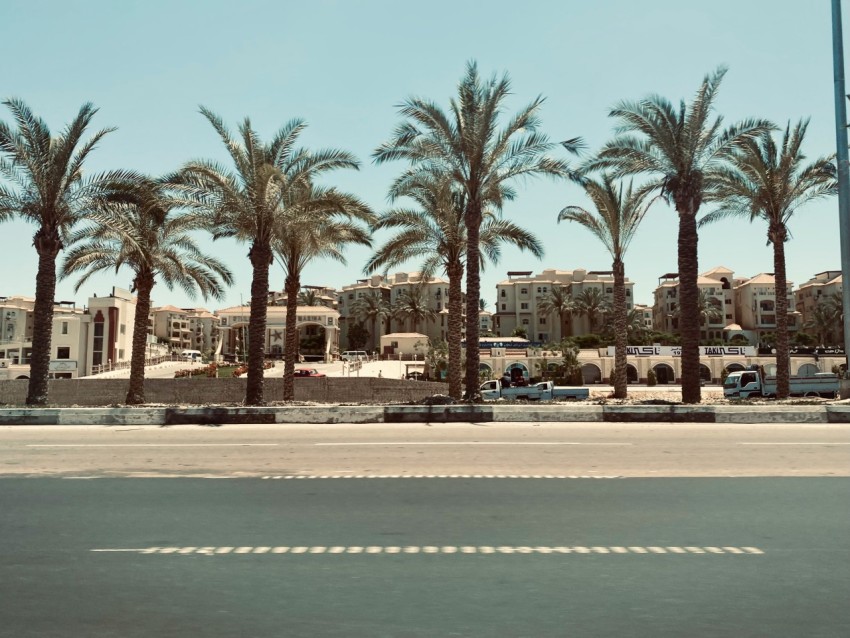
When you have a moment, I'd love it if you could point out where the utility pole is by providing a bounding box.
[832,0,850,371]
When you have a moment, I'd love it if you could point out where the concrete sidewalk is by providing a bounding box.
[1,403,849,425]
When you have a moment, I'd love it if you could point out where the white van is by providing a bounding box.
[181,349,202,362]
[341,351,368,362]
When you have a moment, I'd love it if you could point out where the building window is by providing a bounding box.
[56,347,70,359]
[539,317,546,325]
[61,322,68,335]
[522,319,529,325]
[520,303,529,310]
[500,290,506,298]
[501,304,506,311]
[120,324,126,335]
[520,288,528,295]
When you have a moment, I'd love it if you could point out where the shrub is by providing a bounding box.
[647,369,657,386]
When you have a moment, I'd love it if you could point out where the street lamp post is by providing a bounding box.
[831,0,850,372]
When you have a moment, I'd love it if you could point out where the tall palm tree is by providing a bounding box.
[626,307,649,344]
[373,61,580,399]
[365,173,543,399]
[700,120,836,398]
[0,99,129,405]
[558,175,653,398]
[825,292,844,345]
[537,286,574,341]
[61,177,233,404]
[274,184,373,400]
[175,108,359,404]
[391,285,438,334]
[586,68,772,403]
[571,287,611,334]
[350,291,391,351]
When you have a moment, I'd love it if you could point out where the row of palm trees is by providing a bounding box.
[0,63,837,406]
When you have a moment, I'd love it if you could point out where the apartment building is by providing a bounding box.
[268,285,338,309]
[652,266,736,338]
[0,287,136,378]
[733,273,799,341]
[494,268,634,342]
[337,272,460,351]
[794,270,842,329]
[149,306,193,352]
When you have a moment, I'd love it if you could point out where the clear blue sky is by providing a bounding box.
[0,0,843,311]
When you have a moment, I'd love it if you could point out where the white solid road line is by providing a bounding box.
[90,545,765,556]
[26,444,280,448]
[314,442,633,446]
[738,442,850,446]
[261,474,624,479]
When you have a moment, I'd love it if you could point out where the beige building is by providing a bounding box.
[733,273,799,342]
[0,287,136,379]
[338,272,460,352]
[379,332,430,358]
[216,304,340,361]
[632,304,653,332]
[494,268,635,343]
[794,270,842,331]
[149,305,193,352]
[652,266,737,339]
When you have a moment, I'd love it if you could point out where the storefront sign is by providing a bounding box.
[605,346,755,357]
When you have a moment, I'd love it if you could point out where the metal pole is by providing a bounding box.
[832,0,850,371]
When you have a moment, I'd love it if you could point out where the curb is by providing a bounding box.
[1,404,850,425]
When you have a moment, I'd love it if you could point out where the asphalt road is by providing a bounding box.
[1,422,848,478]
[1,424,848,637]
[1,477,848,638]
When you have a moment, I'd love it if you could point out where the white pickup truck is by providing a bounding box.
[478,380,589,401]
[723,367,839,399]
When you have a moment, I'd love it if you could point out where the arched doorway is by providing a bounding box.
[699,364,712,384]
[478,363,492,381]
[505,362,529,384]
[797,363,820,377]
[725,363,746,373]
[581,363,601,384]
[653,363,675,384]
[626,364,638,384]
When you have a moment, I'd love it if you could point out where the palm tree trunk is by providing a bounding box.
[677,203,701,404]
[612,258,628,399]
[464,204,482,400]
[126,270,154,404]
[246,240,272,405]
[772,225,790,399]
[447,262,464,399]
[371,316,378,352]
[283,270,299,401]
[26,228,62,406]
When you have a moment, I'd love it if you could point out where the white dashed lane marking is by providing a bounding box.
[91,545,765,556]
[261,475,624,480]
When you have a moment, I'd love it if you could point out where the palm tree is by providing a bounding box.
[537,286,574,340]
[587,68,772,403]
[391,286,438,334]
[61,177,233,404]
[626,308,649,344]
[365,173,543,399]
[700,121,836,396]
[373,61,580,399]
[558,175,653,398]
[175,108,359,404]
[825,292,844,345]
[0,100,129,405]
[297,289,321,307]
[806,301,840,346]
[350,291,391,351]
[571,287,611,334]
[274,184,373,400]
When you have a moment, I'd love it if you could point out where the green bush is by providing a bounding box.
[647,368,657,386]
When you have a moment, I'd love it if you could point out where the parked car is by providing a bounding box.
[341,351,368,361]
[293,368,325,378]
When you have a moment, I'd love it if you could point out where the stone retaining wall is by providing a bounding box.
[0,378,447,406]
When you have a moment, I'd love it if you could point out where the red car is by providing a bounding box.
[293,368,325,378]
